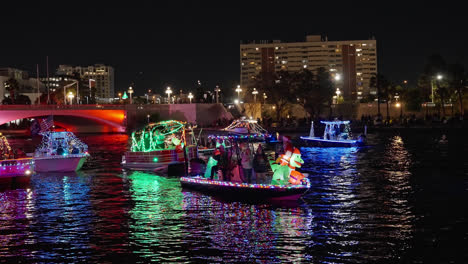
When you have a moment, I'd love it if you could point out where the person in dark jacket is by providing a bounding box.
[253,144,269,184]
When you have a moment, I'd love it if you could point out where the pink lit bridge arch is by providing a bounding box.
[0,105,127,133]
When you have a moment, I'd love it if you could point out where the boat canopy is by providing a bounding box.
[35,131,88,157]
[130,120,190,152]
[321,120,352,141]
[223,117,268,134]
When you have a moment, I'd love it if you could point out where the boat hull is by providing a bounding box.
[122,146,198,172]
[180,176,309,201]
[0,158,34,178]
[34,155,87,172]
[300,136,363,147]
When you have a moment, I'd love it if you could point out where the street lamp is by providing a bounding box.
[188,92,194,104]
[165,86,172,104]
[128,86,134,104]
[214,85,221,103]
[263,93,267,104]
[335,88,341,104]
[432,74,443,103]
[146,89,152,104]
[118,92,122,101]
[67,92,74,105]
[235,85,242,100]
[334,73,341,81]
[252,88,258,103]
[147,114,150,123]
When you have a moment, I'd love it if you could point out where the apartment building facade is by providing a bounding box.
[57,64,115,98]
[240,35,377,101]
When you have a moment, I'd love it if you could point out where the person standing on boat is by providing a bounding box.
[210,149,221,180]
[218,144,230,181]
[253,144,269,184]
[241,145,253,183]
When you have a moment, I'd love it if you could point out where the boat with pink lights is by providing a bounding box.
[180,176,310,201]
[0,133,34,178]
[33,131,89,172]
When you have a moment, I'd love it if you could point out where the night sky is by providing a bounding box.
[2,2,466,97]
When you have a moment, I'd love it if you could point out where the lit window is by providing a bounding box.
[362,43,367,46]
[303,65,307,68]
[255,47,259,51]
[281,60,287,64]
[275,47,278,50]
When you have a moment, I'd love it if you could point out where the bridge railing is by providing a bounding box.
[0,104,125,110]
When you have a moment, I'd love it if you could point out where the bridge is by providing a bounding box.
[0,105,126,133]
[0,104,232,133]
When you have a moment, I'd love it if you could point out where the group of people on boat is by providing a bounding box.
[206,141,270,184]
[204,135,306,186]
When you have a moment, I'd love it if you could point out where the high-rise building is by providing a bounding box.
[240,35,377,100]
[57,64,114,98]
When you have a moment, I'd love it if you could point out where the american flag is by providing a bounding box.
[39,115,54,132]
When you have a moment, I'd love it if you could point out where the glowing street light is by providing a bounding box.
[188,92,194,103]
[147,114,150,123]
[432,74,443,103]
[214,85,221,103]
[67,92,74,105]
[334,74,341,81]
[234,99,239,104]
[165,86,172,104]
[235,85,242,100]
[263,93,267,104]
[252,88,258,103]
[128,86,134,104]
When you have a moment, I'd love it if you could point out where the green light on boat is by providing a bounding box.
[153,157,158,162]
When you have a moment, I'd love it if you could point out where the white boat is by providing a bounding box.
[34,131,89,172]
[300,120,366,147]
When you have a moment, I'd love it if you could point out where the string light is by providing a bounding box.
[35,131,88,157]
[131,120,187,152]
[180,176,310,190]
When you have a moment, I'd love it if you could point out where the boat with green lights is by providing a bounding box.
[122,120,198,174]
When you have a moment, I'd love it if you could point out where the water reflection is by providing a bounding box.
[1,132,465,262]
[298,137,415,262]
[125,171,188,262]
[182,191,312,263]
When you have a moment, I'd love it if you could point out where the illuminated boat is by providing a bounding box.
[0,133,34,178]
[180,176,310,201]
[34,131,89,172]
[208,117,273,143]
[300,120,366,147]
[122,120,198,175]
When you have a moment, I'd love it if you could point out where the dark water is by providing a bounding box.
[1,129,467,263]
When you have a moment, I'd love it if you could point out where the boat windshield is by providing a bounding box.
[35,131,88,157]
[321,121,352,141]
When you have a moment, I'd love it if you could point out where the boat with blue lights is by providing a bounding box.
[180,176,310,201]
[33,131,89,172]
[0,133,34,178]
[122,120,198,175]
[300,120,366,147]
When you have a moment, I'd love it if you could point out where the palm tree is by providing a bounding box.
[447,63,466,119]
